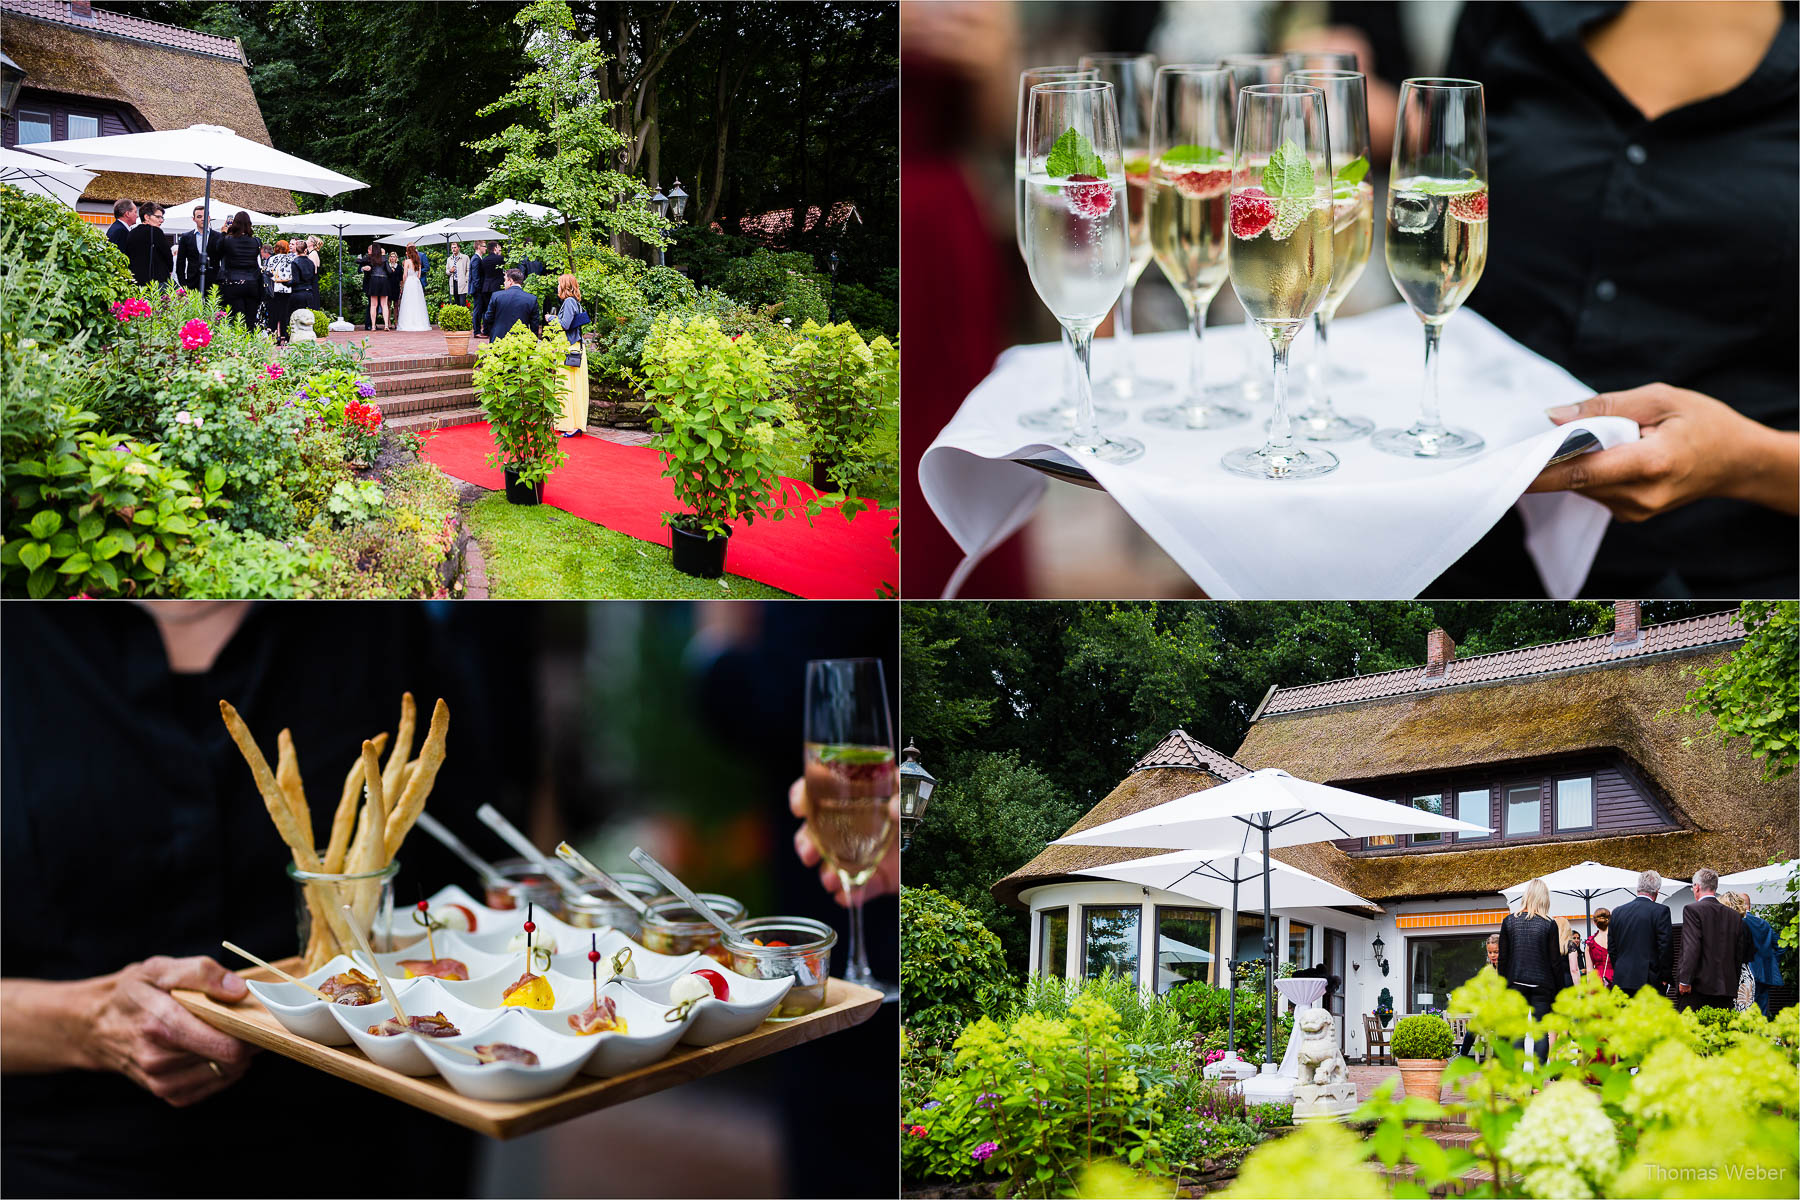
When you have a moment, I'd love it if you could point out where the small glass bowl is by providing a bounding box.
[561,873,661,937]
[287,860,401,969]
[724,916,836,1020]
[637,894,746,965]
[483,857,564,914]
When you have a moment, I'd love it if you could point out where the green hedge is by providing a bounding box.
[0,185,136,342]
[899,886,1014,1047]
[1391,1013,1455,1059]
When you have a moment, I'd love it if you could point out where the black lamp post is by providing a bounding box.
[897,741,936,851]
[650,184,668,268]
[1372,932,1389,976]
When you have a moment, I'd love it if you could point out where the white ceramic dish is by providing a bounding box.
[245,954,426,1047]
[523,985,694,1076]
[375,884,508,947]
[414,1010,596,1101]
[623,966,794,1046]
[439,965,596,1012]
[328,981,500,1076]
[372,932,513,983]
[546,930,699,984]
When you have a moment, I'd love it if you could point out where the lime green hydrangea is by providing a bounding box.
[1222,1119,1383,1199]
[1505,1079,1620,1198]
[1449,965,1533,1040]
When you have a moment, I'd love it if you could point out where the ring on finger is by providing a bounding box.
[207,1060,223,1078]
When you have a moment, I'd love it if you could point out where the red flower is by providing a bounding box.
[908,1126,927,1137]
[180,319,212,350]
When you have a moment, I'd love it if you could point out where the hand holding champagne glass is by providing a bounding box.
[1220,83,1339,480]
[1022,79,1146,464]
[802,658,897,997]
[1142,65,1247,430]
[1371,78,1489,459]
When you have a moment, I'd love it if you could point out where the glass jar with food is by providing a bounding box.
[725,916,837,1020]
[638,893,747,965]
[561,872,661,937]
[287,859,400,973]
[483,856,564,913]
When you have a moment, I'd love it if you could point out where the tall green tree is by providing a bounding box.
[1673,600,1799,782]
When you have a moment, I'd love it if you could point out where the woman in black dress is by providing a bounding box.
[214,211,263,332]
[362,245,392,331]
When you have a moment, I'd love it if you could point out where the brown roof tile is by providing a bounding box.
[2,0,243,60]
[1130,728,1250,778]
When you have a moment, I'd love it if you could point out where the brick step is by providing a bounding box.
[364,353,475,374]
[379,387,478,417]
[372,368,474,395]
[386,407,485,434]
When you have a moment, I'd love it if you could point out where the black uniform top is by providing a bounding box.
[215,234,262,282]
[1497,911,1563,990]
[0,604,537,1198]
[124,223,172,286]
[1441,2,1798,597]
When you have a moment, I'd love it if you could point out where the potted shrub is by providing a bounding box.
[643,314,800,578]
[1390,1013,1455,1101]
[437,300,472,355]
[781,319,894,495]
[473,328,566,504]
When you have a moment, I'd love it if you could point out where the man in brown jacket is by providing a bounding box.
[1677,868,1755,1012]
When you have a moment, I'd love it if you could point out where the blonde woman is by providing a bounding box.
[1498,878,1561,1062]
[1724,892,1758,1012]
[552,273,590,437]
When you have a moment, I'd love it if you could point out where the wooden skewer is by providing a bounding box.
[221,941,331,1000]
[339,904,407,1025]
[432,1041,493,1062]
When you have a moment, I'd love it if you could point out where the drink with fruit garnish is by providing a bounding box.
[1141,65,1248,430]
[1220,84,1342,481]
[1322,182,1374,314]
[803,743,897,888]
[1372,78,1489,459]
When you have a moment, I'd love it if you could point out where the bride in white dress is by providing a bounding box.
[396,247,430,331]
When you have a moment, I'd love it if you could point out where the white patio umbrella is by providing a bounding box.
[23,123,364,301]
[1502,861,1687,928]
[162,197,284,235]
[274,210,414,330]
[0,147,95,207]
[376,216,505,247]
[1076,847,1374,1062]
[1720,861,1797,905]
[1054,768,1486,1067]
[460,198,559,224]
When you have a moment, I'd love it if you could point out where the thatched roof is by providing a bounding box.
[1,6,297,214]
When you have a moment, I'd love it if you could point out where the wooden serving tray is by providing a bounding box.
[174,959,882,1139]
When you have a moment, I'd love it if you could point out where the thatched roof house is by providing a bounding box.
[0,0,296,217]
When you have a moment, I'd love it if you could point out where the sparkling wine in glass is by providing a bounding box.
[803,658,896,998]
[1013,65,1123,434]
[1221,55,1284,405]
[1372,78,1488,459]
[1078,52,1170,403]
[1220,83,1338,480]
[1142,65,1248,430]
[1285,69,1376,441]
[1023,79,1146,464]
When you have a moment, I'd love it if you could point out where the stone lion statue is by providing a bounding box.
[289,307,317,343]
[1295,1006,1347,1086]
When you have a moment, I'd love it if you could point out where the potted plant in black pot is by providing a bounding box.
[781,319,895,496]
[473,327,567,505]
[644,314,800,578]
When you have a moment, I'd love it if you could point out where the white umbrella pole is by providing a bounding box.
[1225,876,1239,1056]
[335,224,344,326]
[198,168,214,300]
[1262,818,1275,1067]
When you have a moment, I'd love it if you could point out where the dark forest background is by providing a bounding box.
[97,1,897,286]
[901,600,1735,972]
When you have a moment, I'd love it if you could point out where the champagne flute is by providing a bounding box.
[1286,69,1376,440]
[1371,78,1488,459]
[1142,65,1248,430]
[1283,50,1358,73]
[1077,52,1171,403]
[1221,54,1283,405]
[1023,79,1146,464]
[1013,65,1123,434]
[803,658,897,997]
[1220,83,1338,480]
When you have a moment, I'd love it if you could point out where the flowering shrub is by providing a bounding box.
[153,359,311,537]
[780,320,895,502]
[180,319,212,351]
[900,887,1014,1049]
[112,298,154,323]
[341,400,384,465]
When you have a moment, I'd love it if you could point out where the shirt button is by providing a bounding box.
[1595,280,1618,302]
[1625,144,1647,165]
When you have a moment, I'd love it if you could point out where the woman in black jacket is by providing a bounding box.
[124,202,172,288]
[215,211,263,331]
[1497,878,1563,1063]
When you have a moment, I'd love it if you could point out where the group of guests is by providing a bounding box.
[1494,869,1784,1062]
[439,240,551,337]
[105,198,322,346]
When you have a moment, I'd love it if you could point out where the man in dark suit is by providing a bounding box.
[176,206,222,292]
[477,244,505,336]
[466,241,489,335]
[105,198,137,256]
[1678,868,1755,1011]
[1609,870,1673,996]
[483,269,541,342]
[124,202,172,287]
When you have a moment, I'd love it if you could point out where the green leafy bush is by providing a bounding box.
[781,320,895,499]
[307,516,449,598]
[78,287,278,436]
[1,250,93,462]
[1,406,221,597]
[642,313,799,539]
[474,327,567,490]
[830,278,898,336]
[437,301,471,332]
[1166,981,1233,1037]
[154,358,311,537]
[168,525,328,598]
[715,247,829,316]
[0,186,136,342]
[900,887,1014,1048]
[310,308,332,334]
[1390,1012,1455,1060]
[1015,972,1188,1059]
[325,478,385,527]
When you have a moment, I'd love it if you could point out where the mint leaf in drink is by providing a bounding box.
[818,745,895,765]
[1261,139,1314,199]
[1124,154,1151,177]
[1334,154,1369,187]
[1046,128,1106,179]
[1402,175,1486,196]
[1160,144,1227,168]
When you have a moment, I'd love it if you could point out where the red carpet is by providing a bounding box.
[422,423,898,599]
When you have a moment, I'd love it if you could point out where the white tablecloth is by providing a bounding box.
[919,305,1638,599]
[1274,977,1329,1076]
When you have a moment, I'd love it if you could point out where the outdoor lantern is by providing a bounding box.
[1372,932,1389,976]
[0,53,24,116]
[650,184,668,220]
[897,741,936,852]
[667,178,688,222]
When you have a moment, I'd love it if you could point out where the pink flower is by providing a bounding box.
[972,1141,998,1162]
[111,297,153,322]
[265,363,286,380]
[180,319,212,350]
[907,1126,926,1137]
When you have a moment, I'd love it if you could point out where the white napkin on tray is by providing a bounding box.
[919,303,1636,599]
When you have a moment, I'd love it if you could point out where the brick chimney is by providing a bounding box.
[1613,600,1643,645]
[68,0,95,18]
[1425,628,1456,678]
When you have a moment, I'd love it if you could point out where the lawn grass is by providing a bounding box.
[466,493,793,599]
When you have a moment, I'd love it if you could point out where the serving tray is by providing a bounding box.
[174,958,882,1139]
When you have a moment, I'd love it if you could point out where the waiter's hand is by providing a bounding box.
[78,956,256,1107]
[788,778,901,907]
[1678,982,1691,994]
[1529,385,1800,520]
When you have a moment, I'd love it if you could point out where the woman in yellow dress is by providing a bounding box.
[552,273,591,437]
